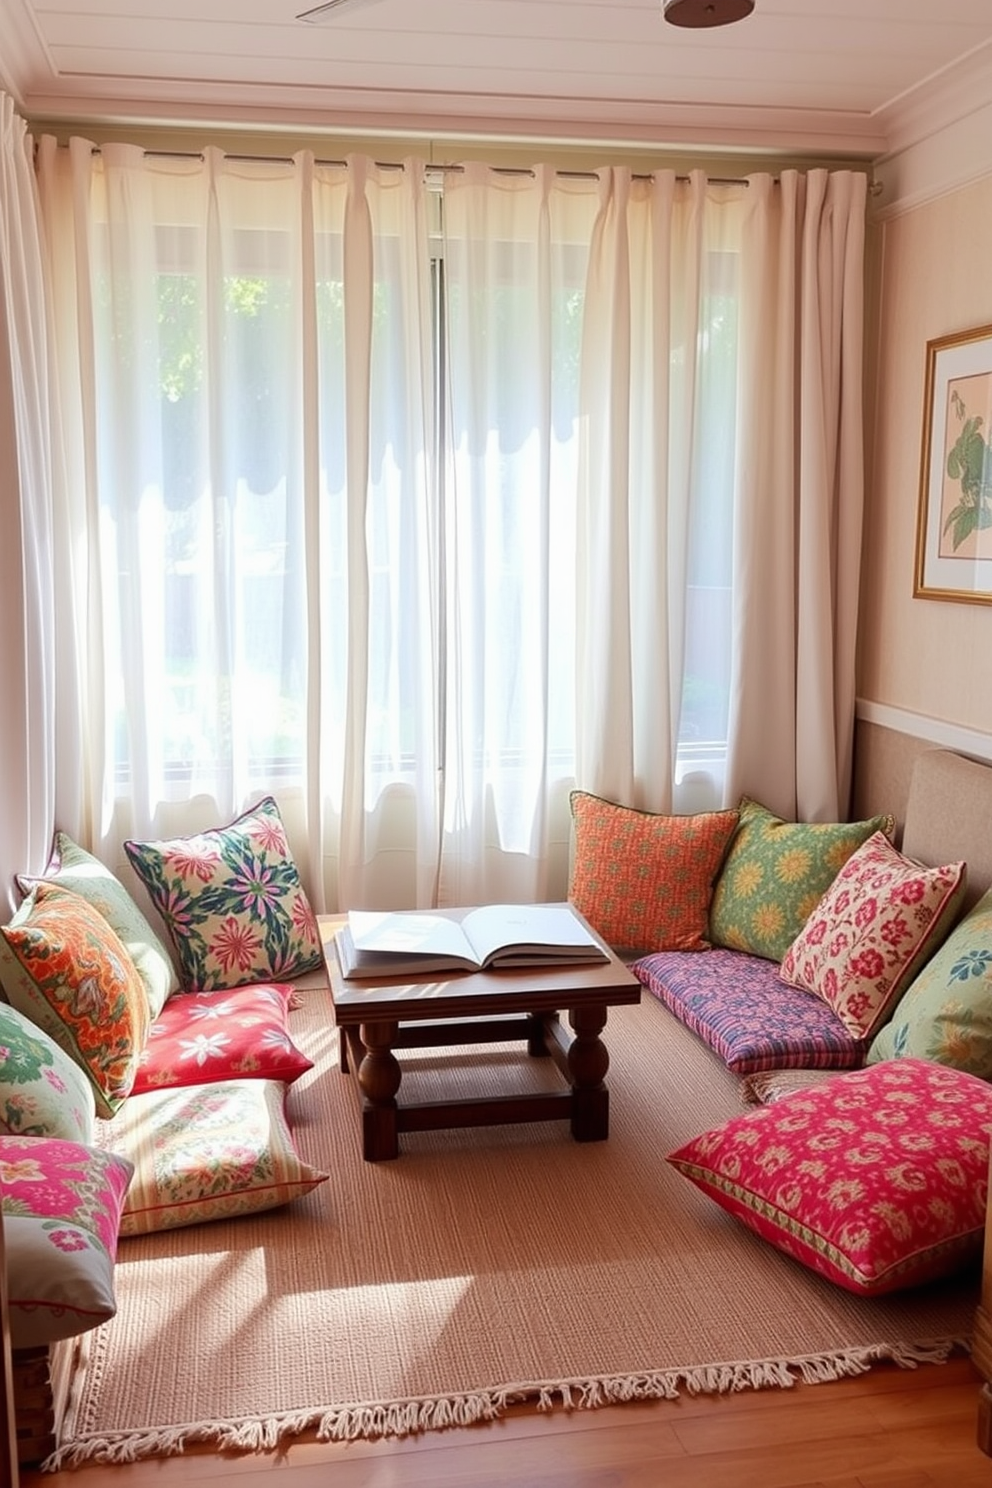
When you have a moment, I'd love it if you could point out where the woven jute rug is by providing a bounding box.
[51,983,978,1468]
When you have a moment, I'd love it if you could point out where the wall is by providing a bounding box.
[854,114,992,826]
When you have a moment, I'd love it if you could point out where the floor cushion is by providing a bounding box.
[18,830,179,1019]
[779,831,967,1040]
[632,948,867,1074]
[124,796,323,994]
[568,791,739,956]
[97,1077,328,1235]
[708,798,896,963]
[0,882,151,1117]
[667,1057,992,1296]
[0,1001,96,1142]
[1,1133,133,1347]
[131,982,313,1094]
[868,884,992,1076]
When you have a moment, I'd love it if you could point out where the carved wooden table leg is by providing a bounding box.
[567,1003,609,1142]
[526,1011,557,1056]
[358,1020,401,1161]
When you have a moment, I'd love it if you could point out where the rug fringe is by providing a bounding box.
[42,1335,970,1471]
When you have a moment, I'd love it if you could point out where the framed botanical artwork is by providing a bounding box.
[915,322,992,603]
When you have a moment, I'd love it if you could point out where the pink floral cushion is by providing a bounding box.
[96,1077,328,1235]
[0,882,151,1117]
[667,1057,992,1296]
[1,1133,134,1347]
[124,796,323,993]
[131,982,313,1094]
[778,832,966,1039]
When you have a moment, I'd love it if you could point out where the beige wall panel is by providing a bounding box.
[859,173,992,733]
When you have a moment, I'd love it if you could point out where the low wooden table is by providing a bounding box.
[318,911,641,1161]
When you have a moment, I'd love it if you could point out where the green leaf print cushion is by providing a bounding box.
[0,1000,96,1143]
[707,798,896,963]
[868,885,992,1075]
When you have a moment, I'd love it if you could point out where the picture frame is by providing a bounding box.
[915,322,992,604]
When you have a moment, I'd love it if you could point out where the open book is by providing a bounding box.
[336,903,609,980]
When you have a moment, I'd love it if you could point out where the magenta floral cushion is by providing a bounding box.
[779,832,966,1039]
[124,796,323,993]
[131,982,313,1095]
[96,1077,328,1234]
[631,949,866,1074]
[667,1058,992,1295]
[0,882,151,1117]
[1,1133,134,1347]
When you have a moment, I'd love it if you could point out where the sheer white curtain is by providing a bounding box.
[726,168,868,822]
[0,95,58,909]
[29,143,868,914]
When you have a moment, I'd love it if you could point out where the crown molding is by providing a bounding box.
[872,42,992,215]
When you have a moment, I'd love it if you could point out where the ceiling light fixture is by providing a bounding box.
[663,0,754,26]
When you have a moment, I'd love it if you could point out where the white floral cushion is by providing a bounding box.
[779,832,966,1039]
[124,797,323,993]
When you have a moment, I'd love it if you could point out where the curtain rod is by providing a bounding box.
[82,147,749,185]
[75,146,878,192]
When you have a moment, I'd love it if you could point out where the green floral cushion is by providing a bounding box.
[868,885,992,1074]
[19,831,179,1019]
[0,1000,96,1142]
[124,796,323,993]
[707,798,896,962]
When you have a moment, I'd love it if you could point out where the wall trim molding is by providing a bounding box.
[856,699,992,765]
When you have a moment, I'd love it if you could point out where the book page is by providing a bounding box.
[346,910,475,962]
[460,903,602,963]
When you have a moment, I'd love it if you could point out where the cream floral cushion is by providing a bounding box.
[97,1077,328,1234]
[124,797,323,993]
[779,832,966,1040]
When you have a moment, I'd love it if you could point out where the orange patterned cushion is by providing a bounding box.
[0,883,151,1117]
[668,1058,992,1295]
[779,832,966,1040]
[568,792,739,956]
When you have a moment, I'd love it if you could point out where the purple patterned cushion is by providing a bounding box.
[631,948,867,1074]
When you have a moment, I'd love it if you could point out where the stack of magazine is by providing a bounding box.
[335,902,610,980]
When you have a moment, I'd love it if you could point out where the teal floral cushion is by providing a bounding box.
[19,831,179,1018]
[0,1001,96,1142]
[708,798,896,962]
[123,797,322,993]
[868,885,992,1075]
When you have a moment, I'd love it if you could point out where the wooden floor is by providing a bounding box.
[19,1354,992,1488]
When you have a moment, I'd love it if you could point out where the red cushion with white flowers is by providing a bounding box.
[778,831,966,1039]
[667,1057,992,1295]
[131,982,312,1095]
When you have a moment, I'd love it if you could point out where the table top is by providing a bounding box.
[317,911,642,1025]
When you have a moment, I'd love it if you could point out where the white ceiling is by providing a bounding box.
[2,0,992,158]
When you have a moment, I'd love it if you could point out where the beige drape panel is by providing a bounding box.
[725,168,868,822]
